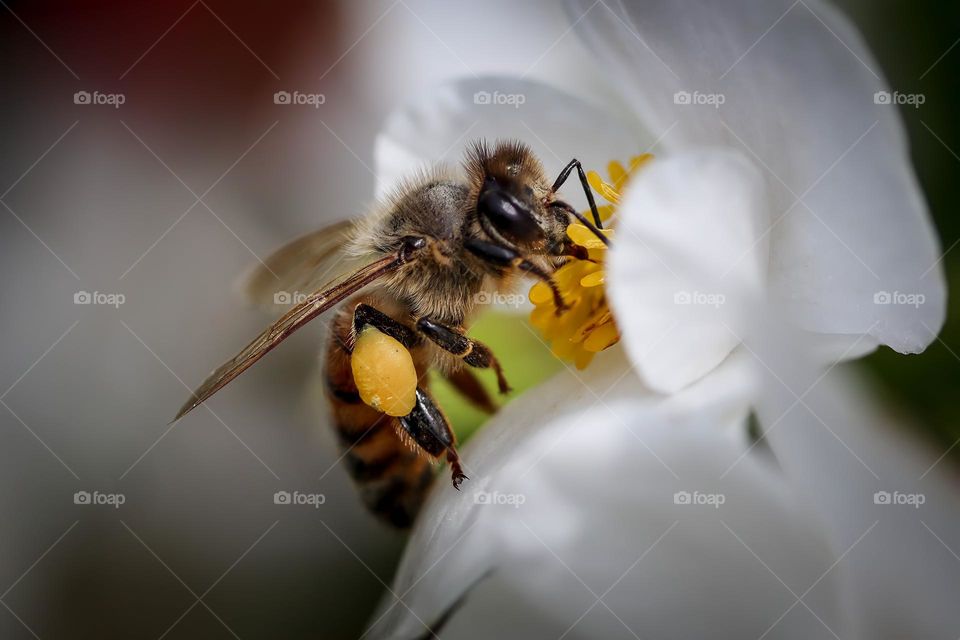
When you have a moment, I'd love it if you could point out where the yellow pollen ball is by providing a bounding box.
[351,326,417,417]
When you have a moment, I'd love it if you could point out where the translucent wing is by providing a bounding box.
[174,250,411,422]
[242,219,359,311]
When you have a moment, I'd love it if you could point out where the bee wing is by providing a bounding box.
[174,250,408,422]
[242,219,359,311]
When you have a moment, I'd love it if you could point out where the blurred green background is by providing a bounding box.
[846,1,960,457]
[431,312,563,442]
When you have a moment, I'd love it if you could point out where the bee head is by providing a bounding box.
[466,140,567,253]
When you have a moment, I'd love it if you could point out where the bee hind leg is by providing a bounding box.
[399,387,467,489]
[349,304,467,488]
[443,367,498,414]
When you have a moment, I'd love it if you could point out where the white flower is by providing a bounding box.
[567,0,945,392]
[365,1,955,638]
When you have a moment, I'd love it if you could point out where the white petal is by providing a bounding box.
[367,351,842,639]
[374,75,649,212]
[565,0,946,355]
[608,149,768,393]
[753,321,960,637]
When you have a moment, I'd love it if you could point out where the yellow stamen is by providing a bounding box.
[528,153,653,369]
[583,322,620,352]
[587,171,621,205]
[529,281,554,305]
[627,153,654,177]
[597,205,616,222]
[567,223,613,249]
[608,161,627,189]
[580,271,605,288]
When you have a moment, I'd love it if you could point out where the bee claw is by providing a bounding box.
[447,449,468,490]
[494,368,512,396]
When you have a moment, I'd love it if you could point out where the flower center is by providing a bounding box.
[528,154,653,369]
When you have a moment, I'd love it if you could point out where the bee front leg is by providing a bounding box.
[551,158,603,229]
[416,317,512,395]
[464,238,570,313]
[399,388,467,489]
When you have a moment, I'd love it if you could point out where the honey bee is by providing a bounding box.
[175,140,608,527]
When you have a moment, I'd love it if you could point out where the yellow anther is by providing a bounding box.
[529,154,653,369]
[587,170,621,205]
[597,205,616,223]
[628,153,654,176]
[529,281,554,305]
[567,223,613,249]
[608,160,627,188]
[583,322,619,352]
[580,271,605,288]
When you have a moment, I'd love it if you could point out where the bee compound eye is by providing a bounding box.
[477,187,544,244]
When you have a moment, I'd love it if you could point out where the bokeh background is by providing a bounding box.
[0,1,955,638]
[844,1,960,450]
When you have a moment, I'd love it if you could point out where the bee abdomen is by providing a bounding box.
[330,401,435,527]
[355,451,434,528]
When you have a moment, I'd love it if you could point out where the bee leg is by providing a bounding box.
[443,367,498,414]
[563,240,591,261]
[351,303,421,349]
[416,316,512,395]
[552,200,611,248]
[464,239,570,313]
[399,388,467,489]
[551,158,603,229]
